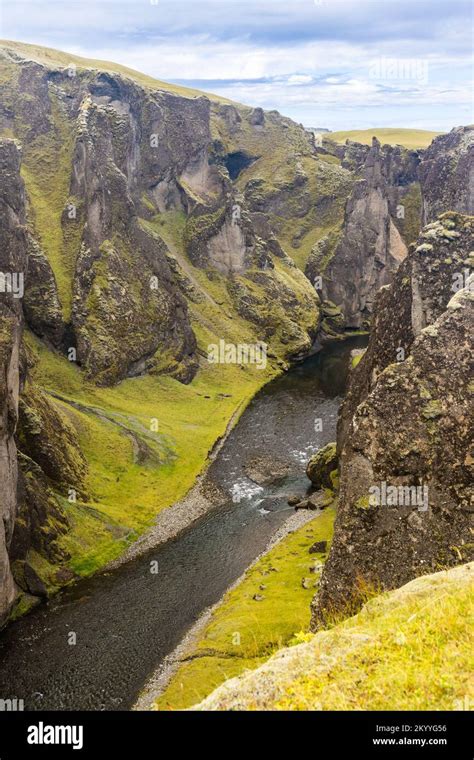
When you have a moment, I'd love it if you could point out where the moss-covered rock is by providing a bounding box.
[306,443,338,490]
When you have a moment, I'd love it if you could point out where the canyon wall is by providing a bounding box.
[312,211,473,627]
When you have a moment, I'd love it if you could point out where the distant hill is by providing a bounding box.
[328,127,443,150]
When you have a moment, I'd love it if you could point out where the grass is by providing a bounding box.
[328,128,442,150]
[195,563,474,711]
[351,352,364,368]
[154,507,335,710]
[276,568,474,711]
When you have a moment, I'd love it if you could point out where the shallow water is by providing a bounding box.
[0,336,366,711]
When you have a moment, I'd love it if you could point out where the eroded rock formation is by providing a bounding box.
[0,43,321,387]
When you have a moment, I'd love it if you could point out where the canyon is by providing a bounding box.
[0,40,472,712]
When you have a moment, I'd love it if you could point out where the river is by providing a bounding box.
[0,335,366,711]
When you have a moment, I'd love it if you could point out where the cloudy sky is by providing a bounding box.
[1,0,472,130]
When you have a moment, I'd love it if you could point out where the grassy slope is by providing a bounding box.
[195,562,474,711]
[329,128,442,150]
[154,507,335,710]
[0,39,229,102]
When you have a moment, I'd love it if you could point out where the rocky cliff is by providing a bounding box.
[0,41,322,388]
[0,40,327,621]
[305,137,421,330]
[312,212,473,627]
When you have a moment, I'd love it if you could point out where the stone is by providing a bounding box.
[309,541,328,555]
[287,495,302,506]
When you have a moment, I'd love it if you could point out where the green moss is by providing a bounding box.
[26,549,62,594]
[329,469,340,490]
[397,182,422,245]
[9,592,40,622]
[422,400,444,420]
[184,206,227,260]
[355,495,372,510]
[351,352,364,368]
[154,507,335,710]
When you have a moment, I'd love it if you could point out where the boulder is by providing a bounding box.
[306,442,338,490]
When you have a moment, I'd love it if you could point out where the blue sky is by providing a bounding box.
[1,0,472,130]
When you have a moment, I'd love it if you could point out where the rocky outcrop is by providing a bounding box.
[312,213,474,628]
[67,87,200,386]
[337,212,473,450]
[11,376,88,599]
[0,139,26,625]
[419,126,474,224]
[23,235,64,348]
